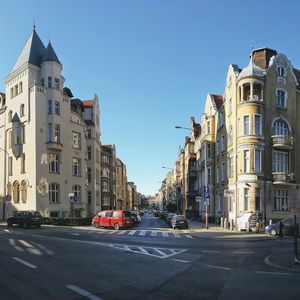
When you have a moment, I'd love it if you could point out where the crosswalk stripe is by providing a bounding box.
[173,233,180,238]
[185,235,193,239]
[96,231,105,234]
[118,230,127,235]
[139,230,146,236]
[162,232,168,237]
[151,231,158,236]
[128,230,136,235]
[107,230,118,234]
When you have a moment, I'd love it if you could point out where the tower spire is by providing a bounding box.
[33,17,36,31]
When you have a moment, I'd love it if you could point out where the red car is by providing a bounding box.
[92,210,133,230]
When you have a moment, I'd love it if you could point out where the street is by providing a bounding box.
[0,213,299,300]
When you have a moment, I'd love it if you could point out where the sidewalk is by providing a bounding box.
[266,252,300,272]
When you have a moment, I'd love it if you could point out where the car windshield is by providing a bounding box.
[124,211,132,217]
[130,211,137,216]
[176,215,186,221]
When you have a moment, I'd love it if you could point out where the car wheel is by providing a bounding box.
[114,223,120,230]
[186,226,189,229]
[271,228,277,236]
[93,222,99,228]
[7,221,12,227]
[23,222,29,229]
[173,226,176,230]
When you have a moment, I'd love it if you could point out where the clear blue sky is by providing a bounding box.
[1,0,300,196]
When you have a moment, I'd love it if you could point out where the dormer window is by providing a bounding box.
[277,66,286,77]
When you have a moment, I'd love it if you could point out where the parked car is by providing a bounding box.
[7,211,43,228]
[153,210,159,217]
[92,210,133,230]
[171,215,189,229]
[130,210,141,224]
[161,211,169,220]
[265,218,298,236]
[166,213,177,225]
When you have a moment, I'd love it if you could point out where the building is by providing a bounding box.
[115,158,127,210]
[0,28,101,218]
[194,48,300,227]
[127,182,137,210]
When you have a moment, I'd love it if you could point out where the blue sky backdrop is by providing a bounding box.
[1,0,300,195]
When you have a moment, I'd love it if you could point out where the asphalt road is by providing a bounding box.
[0,213,299,300]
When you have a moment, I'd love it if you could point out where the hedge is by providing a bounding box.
[43,217,92,226]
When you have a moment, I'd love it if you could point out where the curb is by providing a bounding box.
[265,254,300,273]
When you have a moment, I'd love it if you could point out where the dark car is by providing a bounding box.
[7,211,43,228]
[265,218,298,236]
[166,213,177,225]
[171,215,189,229]
[130,211,141,224]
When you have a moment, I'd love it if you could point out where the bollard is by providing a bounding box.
[220,217,224,228]
[269,219,272,225]
[279,221,283,238]
[230,219,233,231]
[247,221,250,232]
[224,218,228,229]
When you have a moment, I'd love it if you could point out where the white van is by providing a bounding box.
[236,213,258,231]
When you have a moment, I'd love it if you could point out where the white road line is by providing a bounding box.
[139,230,146,236]
[173,233,181,238]
[150,231,157,236]
[70,233,80,236]
[9,239,24,252]
[12,257,37,269]
[4,229,10,232]
[206,264,232,270]
[96,231,105,234]
[185,235,193,239]
[154,248,168,257]
[255,271,290,276]
[202,250,221,253]
[66,284,103,300]
[106,231,117,235]
[173,259,190,263]
[117,230,127,235]
[138,247,149,254]
[233,251,255,254]
[128,230,136,235]
[19,240,34,248]
[162,232,169,238]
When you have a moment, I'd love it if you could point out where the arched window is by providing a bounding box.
[8,110,12,122]
[7,182,12,196]
[72,185,81,202]
[277,66,286,77]
[13,181,20,203]
[21,180,27,203]
[273,119,289,136]
[20,104,25,117]
[49,183,60,203]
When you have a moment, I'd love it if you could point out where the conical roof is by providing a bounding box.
[40,41,61,65]
[238,57,264,81]
[10,29,46,75]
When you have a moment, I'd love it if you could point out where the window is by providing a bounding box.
[103,196,110,206]
[48,77,52,88]
[221,162,225,181]
[21,180,27,203]
[87,129,92,138]
[87,168,92,183]
[218,193,223,213]
[8,157,13,175]
[21,154,25,173]
[243,115,250,135]
[72,185,81,202]
[244,150,250,173]
[96,149,100,163]
[48,100,52,114]
[228,156,233,178]
[273,151,288,173]
[221,136,225,152]
[277,89,286,107]
[54,124,60,143]
[72,158,81,176]
[207,144,211,158]
[48,123,53,141]
[228,98,232,114]
[15,85,18,96]
[55,78,60,89]
[277,66,285,77]
[216,140,219,155]
[54,101,60,115]
[49,154,59,173]
[88,191,92,205]
[49,183,60,203]
[207,121,211,134]
[254,150,261,173]
[102,181,109,192]
[207,166,211,185]
[41,78,44,86]
[274,189,288,211]
[217,165,220,183]
[72,132,81,149]
[20,104,25,117]
[228,195,232,211]
[8,110,12,122]
[228,126,233,145]
[102,155,108,164]
[13,181,20,204]
[244,188,249,211]
[87,146,92,160]
[14,126,21,145]
[254,115,262,135]
[273,119,289,136]
[96,169,100,185]
[255,188,261,211]
[21,125,25,144]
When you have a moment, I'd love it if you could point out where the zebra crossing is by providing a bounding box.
[93,229,194,239]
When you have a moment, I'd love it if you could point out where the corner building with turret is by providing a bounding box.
[0,28,101,218]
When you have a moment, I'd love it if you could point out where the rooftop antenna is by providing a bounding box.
[48,32,51,43]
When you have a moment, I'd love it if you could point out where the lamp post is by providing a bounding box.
[0,147,9,220]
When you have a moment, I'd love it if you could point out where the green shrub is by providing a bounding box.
[43,217,92,226]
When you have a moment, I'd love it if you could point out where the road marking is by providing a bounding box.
[173,259,190,263]
[30,242,54,256]
[255,271,290,276]
[138,247,149,254]
[9,239,24,252]
[107,231,117,235]
[150,231,157,236]
[154,248,168,257]
[202,250,221,253]
[117,230,127,235]
[12,257,37,269]
[173,233,181,238]
[128,230,136,235]
[4,229,10,232]
[96,231,105,234]
[66,284,103,300]
[19,240,34,248]
[139,230,146,236]
[233,251,255,254]
[206,264,232,270]
[70,233,80,236]
[162,232,169,237]
[185,235,193,239]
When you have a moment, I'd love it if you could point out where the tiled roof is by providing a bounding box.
[238,58,264,80]
[83,100,95,107]
[211,94,223,109]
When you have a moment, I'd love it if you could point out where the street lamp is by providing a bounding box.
[0,147,9,220]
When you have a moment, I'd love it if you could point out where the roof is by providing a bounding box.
[40,41,60,65]
[211,94,223,109]
[10,29,46,74]
[238,57,264,81]
[0,92,5,98]
[63,87,73,98]
[293,68,300,86]
[12,113,21,123]
[83,100,95,107]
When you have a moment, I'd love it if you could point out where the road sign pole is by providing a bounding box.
[205,202,208,230]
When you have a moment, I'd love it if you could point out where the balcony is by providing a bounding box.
[272,172,295,184]
[272,136,293,149]
[46,141,63,151]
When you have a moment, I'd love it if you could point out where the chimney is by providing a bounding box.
[252,48,277,69]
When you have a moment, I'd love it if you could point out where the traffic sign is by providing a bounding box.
[204,186,210,198]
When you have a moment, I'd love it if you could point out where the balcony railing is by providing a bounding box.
[272,172,295,184]
[272,136,293,149]
[46,141,63,151]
